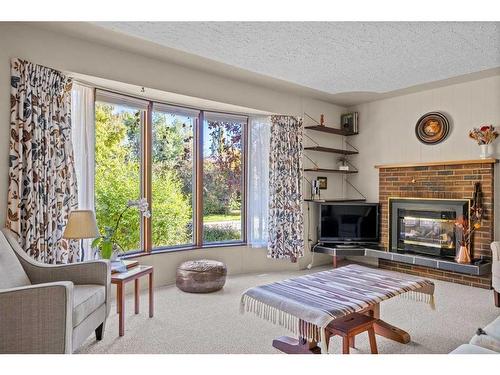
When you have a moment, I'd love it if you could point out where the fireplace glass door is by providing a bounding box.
[397,209,456,257]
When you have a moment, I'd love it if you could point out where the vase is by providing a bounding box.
[479,144,492,159]
[456,245,471,264]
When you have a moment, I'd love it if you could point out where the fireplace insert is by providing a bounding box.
[397,208,456,257]
[389,198,469,259]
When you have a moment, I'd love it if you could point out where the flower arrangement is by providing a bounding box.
[454,182,484,264]
[92,198,151,259]
[454,216,480,249]
[468,124,498,145]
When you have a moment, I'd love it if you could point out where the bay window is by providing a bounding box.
[94,90,247,254]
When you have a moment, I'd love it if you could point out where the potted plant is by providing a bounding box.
[468,124,498,159]
[92,198,151,260]
[337,156,350,171]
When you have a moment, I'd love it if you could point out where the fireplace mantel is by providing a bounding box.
[374,158,498,169]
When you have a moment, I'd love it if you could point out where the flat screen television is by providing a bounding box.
[319,203,380,244]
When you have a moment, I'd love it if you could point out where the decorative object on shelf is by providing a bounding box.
[311,179,321,200]
[341,112,358,134]
[317,176,328,189]
[468,124,498,159]
[63,210,100,262]
[91,198,151,260]
[455,182,484,264]
[320,114,325,126]
[337,156,350,171]
[470,182,484,224]
[456,244,472,265]
[415,112,450,145]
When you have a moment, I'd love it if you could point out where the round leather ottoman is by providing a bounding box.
[176,259,227,293]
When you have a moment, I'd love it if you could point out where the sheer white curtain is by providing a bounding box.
[71,83,96,260]
[248,116,271,248]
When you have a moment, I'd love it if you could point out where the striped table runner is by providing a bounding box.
[240,264,435,345]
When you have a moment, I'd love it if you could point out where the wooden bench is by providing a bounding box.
[326,312,378,354]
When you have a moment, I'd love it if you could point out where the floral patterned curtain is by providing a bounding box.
[7,58,79,264]
[267,115,304,262]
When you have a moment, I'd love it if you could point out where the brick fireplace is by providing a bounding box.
[376,159,496,288]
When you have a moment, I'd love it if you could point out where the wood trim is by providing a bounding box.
[305,125,358,136]
[374,158,498,169]
[120,242,249,259]
[304,146,358,155]
[304,168,358,174]
[142,103,153,253]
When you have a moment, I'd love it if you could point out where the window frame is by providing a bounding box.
[201,113,248,246]
[94,90,249,256]
[94,93,148,255]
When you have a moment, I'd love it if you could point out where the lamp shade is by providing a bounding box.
[63,210,100,239]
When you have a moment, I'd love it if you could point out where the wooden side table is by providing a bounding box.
[111,265,154,336]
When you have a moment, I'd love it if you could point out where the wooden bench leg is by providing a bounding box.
[368,327,378,354]
[342,337,350,354]
[495,291,499,307]
[349,336,355,348]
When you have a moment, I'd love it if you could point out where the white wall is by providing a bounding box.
[0,22,340,281]
[347,75,500,239]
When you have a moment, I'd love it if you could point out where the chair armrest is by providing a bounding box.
[491,242,500,262]
[25,259,110,286]
[0,282,73,353]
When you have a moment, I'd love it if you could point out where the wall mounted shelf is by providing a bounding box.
[304,198,366,203]
[305,125,358,136]
[303,112,365,202]
[304,146,358,155]
[304,168,358,174]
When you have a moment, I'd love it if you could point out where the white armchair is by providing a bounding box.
[491,242,500,307]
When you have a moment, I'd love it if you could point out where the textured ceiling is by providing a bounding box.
[95,22,500,95]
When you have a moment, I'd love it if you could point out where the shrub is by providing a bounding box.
[203,224,241,243]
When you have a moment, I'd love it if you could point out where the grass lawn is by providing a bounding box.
[204,212,241,223]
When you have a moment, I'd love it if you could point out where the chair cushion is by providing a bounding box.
[0,231,31,289]
[73,284,105,327]
[450,344,498,354]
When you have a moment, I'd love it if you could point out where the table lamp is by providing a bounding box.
[63,210,100,261]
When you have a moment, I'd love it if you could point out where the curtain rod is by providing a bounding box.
[71,77,273,118]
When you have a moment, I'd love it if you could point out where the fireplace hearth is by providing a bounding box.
[389,198,469,259]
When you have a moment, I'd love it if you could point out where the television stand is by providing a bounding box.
[314,243,367,268]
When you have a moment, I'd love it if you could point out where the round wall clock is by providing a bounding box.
[415,112,450,145]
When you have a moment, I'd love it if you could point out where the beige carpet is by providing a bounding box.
[77,264,499,354]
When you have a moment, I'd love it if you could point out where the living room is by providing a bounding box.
[1,2,499,374]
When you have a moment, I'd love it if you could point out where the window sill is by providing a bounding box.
[120,242,248,259]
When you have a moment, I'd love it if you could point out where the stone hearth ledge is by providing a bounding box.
[313,245,491,276]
